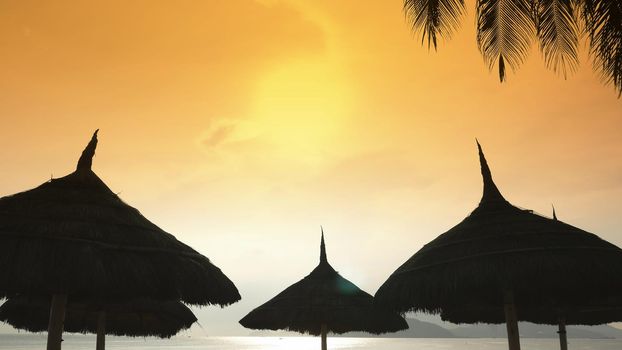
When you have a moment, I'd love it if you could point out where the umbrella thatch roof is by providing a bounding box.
[0,297,197,338]
[239,232,408,335]
[375,142,622,317]
[439,207,622,326]
[0,130,240,306]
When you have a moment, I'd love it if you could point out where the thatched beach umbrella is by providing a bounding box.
[439,207,622,350]
[0,131,240,350]
[375,142,622,350]
[0,296,197,350]
[240,230,407,350]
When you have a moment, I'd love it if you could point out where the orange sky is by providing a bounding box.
[1,0,621,335]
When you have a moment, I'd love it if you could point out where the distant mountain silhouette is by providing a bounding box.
[247,317,622,339]
[342,318,455,338]
[450,322,622,339]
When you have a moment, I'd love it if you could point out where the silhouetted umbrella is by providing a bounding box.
[439,206,622,350]
[240,230,407,350]
[0,296,197,350]
[0,131,240,350]
[375,142,622,350]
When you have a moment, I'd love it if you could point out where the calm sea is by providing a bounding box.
[1,335,621,350]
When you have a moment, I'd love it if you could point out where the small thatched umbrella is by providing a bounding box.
[240,230,407,350]
[0,130,240,350]
[375,142,622,350]
[439,207,622,350]
[0,296,197,350]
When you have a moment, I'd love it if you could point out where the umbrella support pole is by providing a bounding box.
[321,324,327,350]
[96,311,106,350]
[558,318,567,350]
[46,294,67,350]
[503,291,521,350]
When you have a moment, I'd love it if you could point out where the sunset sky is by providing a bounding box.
[1,0,621,335]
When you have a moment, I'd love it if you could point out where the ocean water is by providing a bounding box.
[1,335,622,350]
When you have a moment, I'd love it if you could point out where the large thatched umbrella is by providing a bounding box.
[0,130,240,350]
[375,142,622,350]
[439,207,622,350]
[0,296,197,350]
[240,230,407,350]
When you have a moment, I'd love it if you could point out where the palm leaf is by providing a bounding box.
[404,0,466,49]
[535,0,580,77]
[582,0,622,96]
[477,0,536,81]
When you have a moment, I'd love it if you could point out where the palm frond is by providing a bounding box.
[476,0,535,81]
[535,0,580,77]
[404,0,466,49]
[532,0,542,33]
[582,0,622,96]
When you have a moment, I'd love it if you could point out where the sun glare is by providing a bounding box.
[250,61,350,161]
[228,336,374,350]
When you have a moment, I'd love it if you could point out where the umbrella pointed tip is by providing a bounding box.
[552,204,557,220]
[476,140,506,205]
[320,227,327,264]
[76,129,99,171]
[475,137,486,163]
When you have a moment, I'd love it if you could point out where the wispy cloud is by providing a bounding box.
[200,123,236,149]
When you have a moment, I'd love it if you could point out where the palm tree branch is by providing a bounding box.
[581,0,622,95]
[404,0,466,49]
[476,0,535,81]
[536,0,580,77]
